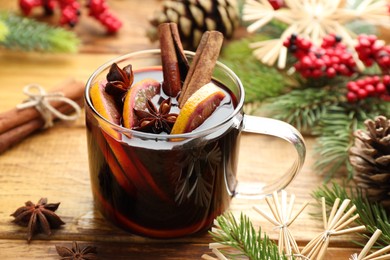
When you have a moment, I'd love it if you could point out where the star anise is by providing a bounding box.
[105,63,134,96]
[133,98,178,134]
[11,197,65,242]
[56,241,98,260]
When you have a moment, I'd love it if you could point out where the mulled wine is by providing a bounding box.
[86,67,239,238]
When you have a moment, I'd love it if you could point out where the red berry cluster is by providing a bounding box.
[346,75,390,102]
[57,0,81,27]
[18,0,122,33]
[284,34,357,78]
[355,34,390,72]
[87,0,122,34]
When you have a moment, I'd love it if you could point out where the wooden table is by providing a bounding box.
[0,0,370,258]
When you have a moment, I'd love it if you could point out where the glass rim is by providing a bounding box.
[85,49,245,139]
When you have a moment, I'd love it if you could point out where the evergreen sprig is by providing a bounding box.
[313,105,358,180]
[312,183,390,248]
[0,12,79,53]
[209,212,287,260]
[261,88,339,132]
[221,36,287,103]
[313,102,390,180]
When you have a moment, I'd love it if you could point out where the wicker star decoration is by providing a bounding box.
[350,229,390,260]
[242,0,390,69]
[301,197,366,260]
[253,190,309,258]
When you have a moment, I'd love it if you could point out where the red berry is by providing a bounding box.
[337,64,349,75]
[383,75,390,85]
[358,36,371,47]
[364,84,375,95]
[372,42,384,53]
[322,55,331,66]
[314,58,325,68]
[357,88,368,99]
[330,56,340,64]
[301,70,312,78]
[283,39,291,47]
[372,76,380,84]
[356,79,366,87]
[368,35,377,42]
[312,69,323,78]
[301,56,312,68]
[347,92,358,102]
[347,81,359,92]
[326,67,336,78]
[340,53,351,62]
[376,83,386,94]
[297,39,312,50]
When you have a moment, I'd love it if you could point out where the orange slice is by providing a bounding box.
[90,81,121,125]
[123,78,161,129]
[171,83,225,134]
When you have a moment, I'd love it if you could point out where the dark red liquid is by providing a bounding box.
[86,69,240,238]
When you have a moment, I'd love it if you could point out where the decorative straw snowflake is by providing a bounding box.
[301,197,366,260]
[350,229,390,260]
[254,190,308,258]
[243,0,390,69]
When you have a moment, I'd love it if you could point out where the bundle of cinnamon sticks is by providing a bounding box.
[158,23,224,107]
[0,79,85,154]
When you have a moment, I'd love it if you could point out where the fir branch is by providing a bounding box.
[312,183,390,248]
[221,36,287,103]
[313,105,358,180]
[0,12,79,53]
[261,88,339,133]
[209,212,287,260]
[313,101,390,180]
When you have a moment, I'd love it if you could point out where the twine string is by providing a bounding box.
[274,223,288,230]
[16,84,81,128]
[292,253,310,260]
[322,229,335,241]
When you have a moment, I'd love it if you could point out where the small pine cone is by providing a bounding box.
[350,116,390,208]
[147,0,239,50]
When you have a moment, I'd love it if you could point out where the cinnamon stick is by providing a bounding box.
[0,79,84,154]
[158,22,189,97]
[0,79,84,135]
[0,100,83,154]
[178,31,224,107]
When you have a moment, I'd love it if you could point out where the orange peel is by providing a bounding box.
[171,83,225,134]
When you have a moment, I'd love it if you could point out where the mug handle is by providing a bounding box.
[233,115,306,199]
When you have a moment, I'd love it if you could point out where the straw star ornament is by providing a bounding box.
[254,190,309,258]
[301,197,366,260]
[350,229,390,260]
[243,0,390,69]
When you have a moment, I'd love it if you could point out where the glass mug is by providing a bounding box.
[85,49,306,238]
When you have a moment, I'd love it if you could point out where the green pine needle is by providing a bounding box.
[313,105,359,180]
[313,102,390,180]
[221,36,287,103]
[209,212,287,260]
[0,12,79,53]
[261,87,339,133]
[312,183,390,248]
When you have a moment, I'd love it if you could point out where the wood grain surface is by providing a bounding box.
[0,0,381,258]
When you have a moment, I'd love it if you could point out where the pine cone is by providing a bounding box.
[147,0,239,50]
[350,116,390,208]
